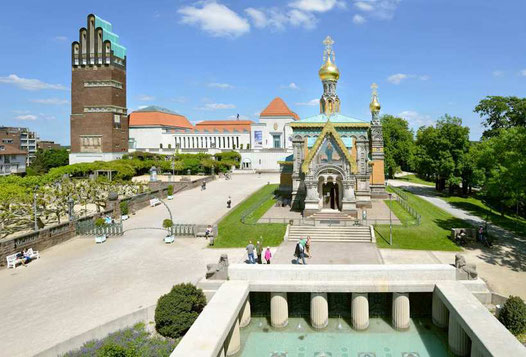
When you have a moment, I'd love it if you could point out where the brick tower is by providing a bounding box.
[69,14,128,164]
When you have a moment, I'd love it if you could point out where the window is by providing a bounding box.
[4,155,10,164]
[273,134,281,148]
[2,139,13,144]
[160,143,163,149]
[168,144,172,149]
[113,115,121,129]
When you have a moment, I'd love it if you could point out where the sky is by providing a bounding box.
[0,0,525,145]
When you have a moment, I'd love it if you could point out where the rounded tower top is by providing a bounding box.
[369,83,381,113]
[318,36,340,82]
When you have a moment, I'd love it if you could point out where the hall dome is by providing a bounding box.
[319,56,340,81]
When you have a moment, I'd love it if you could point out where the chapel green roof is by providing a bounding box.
[300,113,368,123]
[94,15,126,59]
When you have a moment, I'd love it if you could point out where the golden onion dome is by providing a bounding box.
[318,56,340,81]
[369,95,381,113]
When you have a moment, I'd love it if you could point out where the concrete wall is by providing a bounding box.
[34,304,157,357]
[228,264,457,292]
[239,149,292,172]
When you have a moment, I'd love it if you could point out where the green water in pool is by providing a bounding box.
[236,316,454,357]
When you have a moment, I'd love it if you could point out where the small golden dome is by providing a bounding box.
[319,56,340,81]
[369,95,381,113]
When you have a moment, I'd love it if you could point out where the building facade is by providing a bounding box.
[0,144,27,175]
[69,14,128,164]
[0,127,38,165]
[280,37,386,217]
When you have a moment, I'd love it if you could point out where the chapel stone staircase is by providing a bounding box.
[287,225,373,243]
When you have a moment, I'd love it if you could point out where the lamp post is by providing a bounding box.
[33,185,39,231]
[388,193,393,246]
[68,197,75,222]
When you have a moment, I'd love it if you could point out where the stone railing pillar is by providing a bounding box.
[448,314,470,356]
[470,340,484,357]
[310,292,329,329]
[432,292,448,328]
[392,292,410,330]
[225,318,240,356]
[239,299,251,328]
[351,292,369,330]
[270,292,288,328]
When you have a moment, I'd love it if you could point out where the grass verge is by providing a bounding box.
[440,194,526,239]
[394,174,434,186]
[214,184,286,248]
[384,199,417,226]
[376,188,462,251]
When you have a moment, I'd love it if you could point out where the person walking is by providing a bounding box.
[227,196,232,208]
[256,241,263,264]
[295,240,306,265]
[306,236,312,258]
[264,247,272,264]
[246,241,255,264]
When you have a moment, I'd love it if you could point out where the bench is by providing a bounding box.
[196,231,215,238]
[6,248,40,269]
[150,198,161,207]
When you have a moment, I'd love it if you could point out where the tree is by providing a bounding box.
[29,148,69,174]
[155,283,206,339]
[380,115,415,178]
[413,115,470,193]
[474,96,526,138]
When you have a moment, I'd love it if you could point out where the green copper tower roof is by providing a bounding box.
[94,15,126,59]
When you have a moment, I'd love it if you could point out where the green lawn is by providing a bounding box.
[394,174,434,186]
[376,188,462,251]
[214,184,287,248]
[440,194,526,239]
[384,199,417,226]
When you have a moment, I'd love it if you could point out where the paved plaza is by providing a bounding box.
[1,173,525,356]
[0,173,278,357]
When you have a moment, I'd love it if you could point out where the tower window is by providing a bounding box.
[113,115,121,129]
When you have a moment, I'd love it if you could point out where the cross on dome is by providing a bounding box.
[323,36,335,62]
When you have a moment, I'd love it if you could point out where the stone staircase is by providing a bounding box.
[287,225,373,243]
[309,211,356,224]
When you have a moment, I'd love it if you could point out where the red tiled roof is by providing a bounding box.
[260,97,299,120]
[129,111,193,129]
[0,144,27,156]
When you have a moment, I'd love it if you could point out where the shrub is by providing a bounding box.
[499,296,526,335]
[95,218,106,227]
[162,219,173,229]
[120,201,129,216]
[96,343,136,357]
[167,185,174,196]
[155,283,207,338]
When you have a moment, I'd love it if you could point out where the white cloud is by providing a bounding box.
[30,98,68,105]
[296,98,319,106]
[398,111,434,127]
[178,2,250,38]
[171,96,188,104]
[353,14,366,24]
[199,103,236,110]
[387,73,430,84]
[15,114,38,121]
[289,0,345,13]
[492,70,504,77]
[138,105,148,109]
[254,111,261,117]
[208,82,234,89]
[519,69,526,77]
[387,73,408,84]
[282,82,300,90]
[245,8,268,28]
[288,9,317,29]
[53,36,68,42]
[0,74,67,91]
[354,1,374,11]
[138,95,155,101]
[245,7,316,30]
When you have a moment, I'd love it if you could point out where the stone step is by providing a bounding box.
[288,225,372,242]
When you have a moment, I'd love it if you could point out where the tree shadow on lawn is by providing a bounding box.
[434,217,526,272]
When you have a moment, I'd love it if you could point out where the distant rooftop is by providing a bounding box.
[300,113,368,124]
[134,106,181,115]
